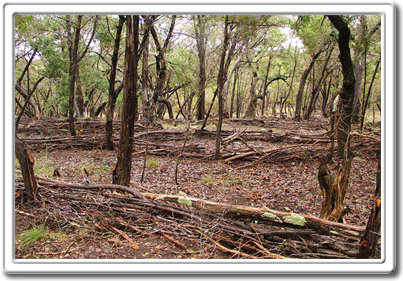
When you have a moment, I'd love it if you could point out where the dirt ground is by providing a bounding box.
[14,116,380,259]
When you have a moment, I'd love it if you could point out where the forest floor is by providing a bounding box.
[14,115,380,259]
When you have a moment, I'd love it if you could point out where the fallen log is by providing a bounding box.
[142,193,365,235]
[15,175,372,259]
[223,144,313,164]
[23,174,365,236]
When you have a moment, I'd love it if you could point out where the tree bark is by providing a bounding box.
[67,15,82,136]
[105,15,125,150]
[360,58,380,129]
[194,15,206,120]
[215,16,230,160]
[113,15,139,186]
[294,49,324,121]
[148,16,176,122]
[75,65,85,117]
[304,46,334,120]
[356,156,381,258]
[15,135,38,202]
[327,15,356,159]
[318,159,352,222]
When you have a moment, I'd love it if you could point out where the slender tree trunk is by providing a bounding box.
[195,15,206,120]
[105,15,125,150]
[244,72,260,118]
[75,65,85,116]
[294,49,323,121]
[360,58,380,129]
[67,15,82,136]
[215,16,229,160]
[327,15,356,159]
[304,46,334,120]
[148,15,176,122]
[113,15,139,186]
[141,21,150,118]
[229,67,238,118]
[261,57,272,115]
[352,59,364,122]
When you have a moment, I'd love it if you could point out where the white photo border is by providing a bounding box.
[1,0,396,274]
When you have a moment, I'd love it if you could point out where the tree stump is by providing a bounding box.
[356,156,381,258]
[15,135,38,202]
[317,159,352,222]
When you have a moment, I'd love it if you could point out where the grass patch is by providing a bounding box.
[33,150,55,177]
[201,176,216,183]
[147,158,160,168]
[18,225,49,247]
[17,224,70,249]
[222,176,248,186]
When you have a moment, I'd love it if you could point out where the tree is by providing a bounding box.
[194,15,207,120]
[304,45,334,120]
[148,15,177,121]
[15,135,38,202]
[105,15,125,150]
[327,15,356,159]
[113,15,139,186]
[215,16,230,160]
[294,48,324,121]
[356,156,381,258]
[66,15,98,136]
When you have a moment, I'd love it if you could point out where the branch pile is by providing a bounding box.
[15,175,378,259]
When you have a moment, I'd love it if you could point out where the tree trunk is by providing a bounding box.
[318,159,352,222]
[352,59,364,123]
[294,49,323,121]
[215,16,229,160]
[195,15,206,120]
[15,135,38,202]
[140,19,150,119]
[113,15,139,186]
[229,67,238,118]
[158,98,174,120]
[327,15,356,159]
[67,15,82,136]
[149,15,176,122]
[244,72,259,118]
[304,46,334,120]
[105,15,125,150]
[75,65,85,116]
[356,156,381,258]
[261,57,272,115]
[360,58,380,129]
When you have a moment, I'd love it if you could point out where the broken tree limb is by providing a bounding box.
[143,193,365,235]
[224,144,311,164]
[16,174,373,258]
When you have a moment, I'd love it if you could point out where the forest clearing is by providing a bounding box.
[14,14,381,260]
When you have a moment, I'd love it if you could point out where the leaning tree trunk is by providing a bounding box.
[318,159,352,222]
[294,49,323,121]
[113,15,139,186]
[327,15,356,159]
[15,135,38,202]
